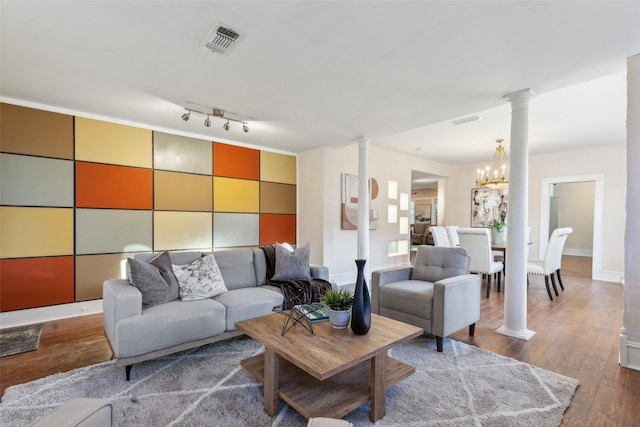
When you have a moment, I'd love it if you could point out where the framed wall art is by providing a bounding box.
[471,187,508,228]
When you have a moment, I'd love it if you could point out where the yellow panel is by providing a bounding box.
[0,207,73,258]
[76,253,131,301]
[154,211,212,251]
[75,117,152,168]
[213,177,259,213]
[155,171,213,211]
[260,152,297,184]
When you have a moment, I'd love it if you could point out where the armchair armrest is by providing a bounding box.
[432,274,481,338]
[310,264,329,281]
[371,267,413,314]
[102,279,142,349]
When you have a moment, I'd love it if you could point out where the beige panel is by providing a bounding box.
[76,253,132,301]
[0,207,73,258]
[154,171,213,211]
[154,132,212,175]
[261,182,297,214]
[154,211,212,251]
[260,151,297,184]
[0,103,74,159]
[75,117,152,168]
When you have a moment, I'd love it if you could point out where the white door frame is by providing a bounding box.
[539,173,604,280]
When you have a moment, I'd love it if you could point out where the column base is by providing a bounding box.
[496,325,535,340]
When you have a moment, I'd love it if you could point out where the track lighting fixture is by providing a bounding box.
[180,107,249,133]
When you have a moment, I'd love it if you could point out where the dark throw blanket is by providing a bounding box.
[261,245,332,310]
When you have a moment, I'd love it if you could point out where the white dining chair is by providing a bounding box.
[458,228,504,298]
[527,227,573,300]
[429,226,450,247]
[445,226,460,247]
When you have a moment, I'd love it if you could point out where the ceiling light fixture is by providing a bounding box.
[475,139,509,189]
[180,107,249,133]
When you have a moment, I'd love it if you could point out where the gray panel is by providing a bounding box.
[214,213,259,248]
[76,209,152,254]
[153,132,212,175]
[0,153,73,206]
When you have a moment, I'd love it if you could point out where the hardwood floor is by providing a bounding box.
[1,255,638,426]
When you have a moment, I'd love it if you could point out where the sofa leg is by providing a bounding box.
[469,323,476,336]
[436,336,443,352]
[125,365,132,381]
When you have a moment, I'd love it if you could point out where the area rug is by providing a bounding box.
[0,323,43,358]
[0,336,578,426]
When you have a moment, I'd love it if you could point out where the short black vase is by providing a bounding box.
[351,258,371,335]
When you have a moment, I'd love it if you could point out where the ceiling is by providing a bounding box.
[2,1,639,171]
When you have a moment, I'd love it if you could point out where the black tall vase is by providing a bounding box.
[351,258,371,335]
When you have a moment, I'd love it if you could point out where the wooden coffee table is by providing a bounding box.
[236,312,422,422]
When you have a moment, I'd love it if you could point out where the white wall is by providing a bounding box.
[298,143,453,285]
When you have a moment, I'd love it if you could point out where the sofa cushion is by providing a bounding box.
[113,298,226,358]
[379,280,434,320]
[127,257,171,309]
[411,246,470,282]
[212,249,260,290]
[172,254,228,301]
[214,287,284,331]
[272,242,312,281]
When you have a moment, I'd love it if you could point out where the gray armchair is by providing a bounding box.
[371,246,481,352]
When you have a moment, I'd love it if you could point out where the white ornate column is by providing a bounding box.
[357,137,371,278]
[497,88,536,340]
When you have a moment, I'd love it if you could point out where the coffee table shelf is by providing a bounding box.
[241,352,415,419]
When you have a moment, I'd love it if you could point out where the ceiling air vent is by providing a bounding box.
[200,22,245,55]
[450,114,481,125]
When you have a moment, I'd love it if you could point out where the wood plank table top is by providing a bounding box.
[236,312,423,421]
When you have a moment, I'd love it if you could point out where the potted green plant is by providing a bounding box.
[320,289,354,329]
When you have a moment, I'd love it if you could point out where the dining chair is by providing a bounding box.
[526,227,573,300]
[445,226,460,247]
[457,228,504,298]
[429,226,451,247]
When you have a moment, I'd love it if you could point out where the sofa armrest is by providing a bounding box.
[371,267,413,315]
[103,279,142,350]
[432,274,481,338]
[310,264,329,281]
[30,398,112,427]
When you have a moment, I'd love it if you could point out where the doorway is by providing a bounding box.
[539,174,604,280]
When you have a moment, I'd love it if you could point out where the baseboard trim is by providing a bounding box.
[0,300,103,329]
[563,248,593,257]
[594,270,624,283]
[619,328,640,372]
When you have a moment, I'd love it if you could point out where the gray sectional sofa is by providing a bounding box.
[103,247,329,380]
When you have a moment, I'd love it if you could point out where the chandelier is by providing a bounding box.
[475,139,509,189]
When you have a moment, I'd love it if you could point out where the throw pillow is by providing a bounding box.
[172,253,228,301]
[127,257,171,309]
[272,242,312,281]
[147,251,180,302]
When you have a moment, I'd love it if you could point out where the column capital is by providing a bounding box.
[355,136,371,145]
[504,88,537,104]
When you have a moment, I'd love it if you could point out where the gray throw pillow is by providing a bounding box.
[272,242,312,281]
[127,257,170,309]
[148,251,180,301]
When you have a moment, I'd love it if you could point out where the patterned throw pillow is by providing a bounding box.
[272,242,312,281]
[172,253,228,301]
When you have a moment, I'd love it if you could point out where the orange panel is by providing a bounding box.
[213,142,260,180]
[0,256,75,311]
[76,162,152,209]
[260,214,296,245]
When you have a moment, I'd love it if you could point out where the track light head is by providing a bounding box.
[181,111,191,121]
[223,120,230,131]
[204,115,211,127]
[242,123,249,133]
